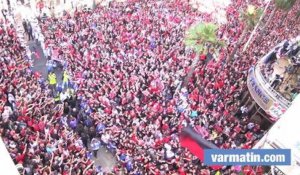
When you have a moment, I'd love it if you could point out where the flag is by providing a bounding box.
[179,127,222,170]
[180,133,205,160]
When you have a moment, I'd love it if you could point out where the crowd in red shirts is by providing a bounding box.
[1,0,300,174]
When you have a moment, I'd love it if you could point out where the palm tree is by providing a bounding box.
[229,5,263,60]
[275,0,297,11]
[183,22,224,88]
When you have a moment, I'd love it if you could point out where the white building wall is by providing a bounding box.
[254,95,300,174]
[0,138,20,175]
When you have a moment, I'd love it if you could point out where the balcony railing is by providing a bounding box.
[254,64,292,109]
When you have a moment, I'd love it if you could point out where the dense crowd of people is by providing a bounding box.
[1,0,300,174]
[0,20,96,175]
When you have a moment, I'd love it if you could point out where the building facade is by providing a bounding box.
[254,95,300,175]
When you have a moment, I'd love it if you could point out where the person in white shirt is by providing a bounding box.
[60,90,70,102]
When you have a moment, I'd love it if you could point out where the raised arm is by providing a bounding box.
[82,161,94,174]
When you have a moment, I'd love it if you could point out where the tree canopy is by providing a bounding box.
[275,0,297,11]
[184,23,224,54]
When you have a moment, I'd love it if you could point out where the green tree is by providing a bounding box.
[183,22,224,87]
[229,5,263,60]
[275,0,297,11]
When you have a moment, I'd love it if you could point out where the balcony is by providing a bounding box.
[247,37,300,121]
